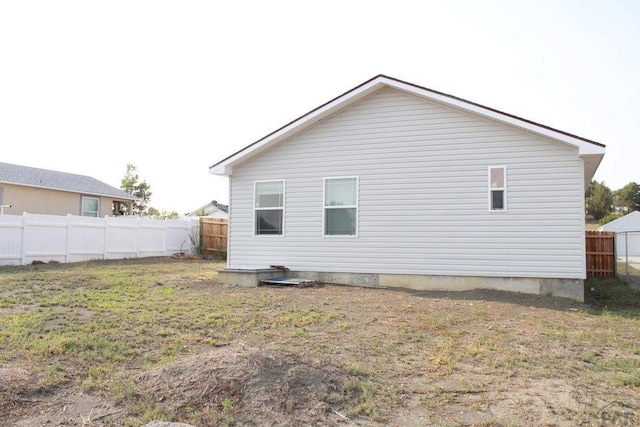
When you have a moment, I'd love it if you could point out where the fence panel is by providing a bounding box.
[0,215,23,264]
[615,231,640,289]
[200,218,227,258]
[0,213,198,266]
[585,231,615,279]
[67,215,107,263]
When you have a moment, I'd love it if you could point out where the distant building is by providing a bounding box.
[0,162,136,217]
[186,200,228,220]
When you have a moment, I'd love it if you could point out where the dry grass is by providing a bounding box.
[1,258,639,426]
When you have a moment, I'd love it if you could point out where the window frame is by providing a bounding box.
[81,196,100,217]
[488,166,507,212]
[253,179,285,237]
[323,176,359,237]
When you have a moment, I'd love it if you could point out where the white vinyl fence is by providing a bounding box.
[0,213,199,266]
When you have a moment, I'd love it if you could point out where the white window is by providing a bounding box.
[254,180,284,235]
[489,166,506,211]
[324,177,358,236]
[82,196,100,217]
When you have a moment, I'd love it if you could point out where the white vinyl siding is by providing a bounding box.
[324,177,358,236]
[254,180,284,236]
[227,88,585,279]
[81,196,99,217]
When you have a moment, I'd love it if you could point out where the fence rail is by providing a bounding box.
[0,213,199,266]
[585,231,615,279]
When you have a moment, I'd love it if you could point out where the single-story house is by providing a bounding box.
[209,75,605,301]
[598,211,640,256]
[186,200,229,220]
[0,162,136,217]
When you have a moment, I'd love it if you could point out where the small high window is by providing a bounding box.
[254,180,284,235]
[324,177,358,236]
[489,166,506,211]
[82,196,100,217]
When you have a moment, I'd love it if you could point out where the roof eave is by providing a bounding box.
[0,180,137,200]
[209,76,389,176]
[210,74,606,177]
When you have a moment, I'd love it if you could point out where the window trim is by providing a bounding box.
[253,179,285,237]
[81,196,100,217]
[488,166,507,212]
[323,176,359,237]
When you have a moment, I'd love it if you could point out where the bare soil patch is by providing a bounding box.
[133,346,368,426]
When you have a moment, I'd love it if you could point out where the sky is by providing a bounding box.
[1,1,638,214]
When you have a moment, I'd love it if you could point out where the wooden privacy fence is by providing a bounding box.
[0,213,199,266]
[200,218,227,259]
[585,231,615,279]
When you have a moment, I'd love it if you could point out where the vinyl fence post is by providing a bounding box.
[626,231,629,284]
[136,216,141,258]
[65,214,72,263]
[20,212,28,265]
[103,216,109,260]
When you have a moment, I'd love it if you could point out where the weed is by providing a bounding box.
[346,363,371,376]
[222,396,233,413]
[344,380,380,420]
[612,373,640,387]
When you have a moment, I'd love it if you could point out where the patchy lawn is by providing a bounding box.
[1,258,639,426]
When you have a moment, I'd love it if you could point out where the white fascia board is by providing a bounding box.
[210,79,388,176]
[210,75,605,176]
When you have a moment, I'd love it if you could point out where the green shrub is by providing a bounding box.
[599,213,619,226]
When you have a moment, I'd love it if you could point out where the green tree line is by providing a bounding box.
[586,180,640,224]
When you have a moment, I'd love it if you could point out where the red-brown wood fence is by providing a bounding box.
[200,218,228,259]
[585,231,615,279]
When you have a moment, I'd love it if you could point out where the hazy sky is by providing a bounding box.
[1,1,638,214]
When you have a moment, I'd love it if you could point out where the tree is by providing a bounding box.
[148,207,180,219]
[614,182,640,213]
[585,180,613,220]
[120,163,152,216]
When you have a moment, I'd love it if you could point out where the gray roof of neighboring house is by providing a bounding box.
[187,200,229,216]
[0,162,136,200]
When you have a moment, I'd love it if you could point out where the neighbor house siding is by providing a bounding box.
[228,88,585,279]
[0,183,116,217]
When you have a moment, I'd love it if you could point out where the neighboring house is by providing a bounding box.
[598,211,640,256]
[186,200,229,220]
[209,75,605,301]
[0,162,136,217]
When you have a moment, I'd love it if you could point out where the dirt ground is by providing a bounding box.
[1,259,639,426]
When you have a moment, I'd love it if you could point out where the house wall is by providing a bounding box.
[599,212,640,256]
[227,88,586,283]
[204,210,228,220]
[0,183,120,217]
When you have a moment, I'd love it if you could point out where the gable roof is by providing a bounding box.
[0,162,137,200]
[186,200,229,216]
[599,211,640,232]
[209,74,605,184]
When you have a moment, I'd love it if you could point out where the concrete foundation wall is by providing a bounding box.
[217,269,585,302]
[218,268,284,288]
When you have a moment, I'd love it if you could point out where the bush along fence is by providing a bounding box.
[0,213,199,266]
